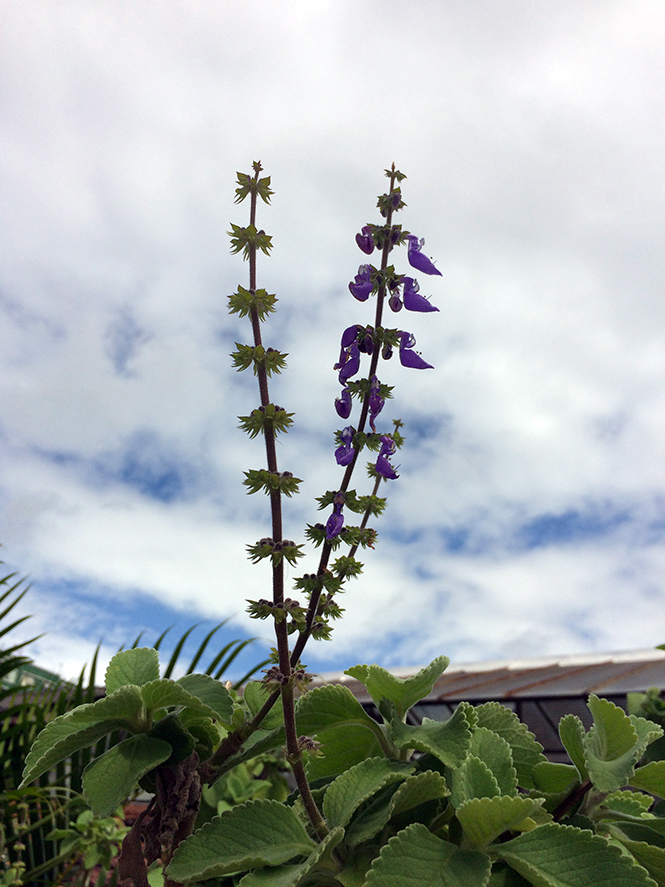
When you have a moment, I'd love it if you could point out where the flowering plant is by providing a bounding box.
[19,166,665,887]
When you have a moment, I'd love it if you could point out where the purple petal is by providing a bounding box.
[335,387,352,419]
[341,325,361,348]
[335,444,355,466]
[376,452,399,479]
[407,235,442,277]
[399,330,433,370]
[325,510,344,540]
[338,344,360,382]
[388,294,403,312]
[402,277,439,313]
[355,226,374,255]
[349,264,373,301]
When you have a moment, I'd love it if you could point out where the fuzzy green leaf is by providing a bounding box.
[237,827,345,887]
[630,761,665,799]
[474,702,547,790]
[296,684,386,744]
[82,734,172,816]
[140,678,226,722]
[532,762,579,794]
[495,822,657,887]
[243,681,284,731]
[176,673,234,724]
[105,647,160,694]
[166,800,317,882]
[323,758,413,829]
[450,755,502,808]
[390,702,472,767]
[585,695,642,792]
[469,727,518,797]
[457,796,546,850]
[345,656,449,719]
[559,715,589,782]
[390,769,450,816]
[305,725,385,782]
[20,685,146,786]
[365,822,491,887]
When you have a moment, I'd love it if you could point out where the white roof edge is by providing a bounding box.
[313,648,665,684]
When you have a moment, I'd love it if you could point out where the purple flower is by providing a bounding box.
[368,376,384,432]
[402,277,439,313]
[349,264,373,301]
[388,294,403,312]
[355,226,374,255]
[334,326,362,383]
[335,386,352,419]
[399,331,433,370]
[326,492,346,540]
[407,236,442,277]
[376,436,399,479]
[335,425,355,466]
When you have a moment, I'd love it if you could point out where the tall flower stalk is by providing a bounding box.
[228,162,441,837]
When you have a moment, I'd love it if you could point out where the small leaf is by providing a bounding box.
[323,758,413,828]
[238,827,344,887]
[450,755,501,808]
[177,673,234,724]
[496,822,657,887]
[585,695,642,792]
[469,727,518,797]
[166,800,317,882]
[474,702,546,790]
[20,685,145,786]
[82,735,172,816]
[457,796,546,850]
[105,648,160,694]
[390,770,450,817]
[243,681,284,730]
[631,761,665,799]
[365,822,491,887]
[345,656,449,719]
[559,714,588,782]
[390,702,472,767]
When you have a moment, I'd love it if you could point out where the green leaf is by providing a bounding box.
[390,702,472,767]
[631,762,665,799]
[457,796,546,850]
[105,647,160,694]
[469,727,518,797]
[140,678,227,722]
[243,681,284,731]
[20,685,146,786]
[532,762,579,794]
[450,755,501,808]
[585,695,642,792]
[474,702,546,790]
[166,800,317,882]
[602,789,655,818]
[365,822,491,887]
[176,673,234,724]
[323,758,413,828]
[82,734,172,816]
[609,833,665,887]
[296,685,387,749]
[495,822,657,887]
[344,656,449,719]
[237,827,344,887]
[390,770,450,817]
[305,725,385,782]
[559,714,589,782]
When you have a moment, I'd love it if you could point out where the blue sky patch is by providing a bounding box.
[515,506,631,550]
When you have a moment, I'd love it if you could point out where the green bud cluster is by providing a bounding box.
[231,343,288,376]
[243,468,302,497]
[228,223,273,260]
[238,404,294,439]
[228,286,277,321]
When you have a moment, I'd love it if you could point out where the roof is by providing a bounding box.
[311,648,665,704]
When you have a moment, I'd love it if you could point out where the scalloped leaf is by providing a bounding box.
[304,724,384,781]
[495,821,657,886]
[532,762,579,794]
[450,755,501,808]
[390,702,472,767]
[177,673,234,724]
[344,656,449,719]
[559,714,588,782]
[105,647,160,694]
[631,762,665,800]
[82,734,172,816]
[296,684,386,739]
[390,769,450,817]
[585,695,641,792]
[20,685,145,786]
[166,800,317,882]
[236,826,345,887]
[365,823,491,887]
[457,796,546,849]
[470,727,518,797]
[474,702,547,790]
[323,758,413,828]
[140,679,225,722]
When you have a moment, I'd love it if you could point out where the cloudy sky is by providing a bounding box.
[2,0,665,683]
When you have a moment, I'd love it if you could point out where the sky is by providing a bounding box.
[1,0,665,683]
